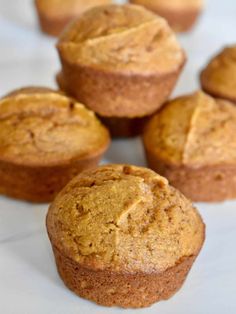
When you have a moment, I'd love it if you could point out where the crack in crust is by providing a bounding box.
[58,4,185,74]
[47,164,205,273]
[0,90,110,166]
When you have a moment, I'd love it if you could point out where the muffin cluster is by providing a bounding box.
[3,0,236,309]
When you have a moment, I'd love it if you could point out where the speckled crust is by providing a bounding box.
[47,164,205,307]
[0,87,110,202]
[130,0,203,32]
[200,45,236,104]
[56,71,153,137]
[57,5,186,119]
[143,91,236,202]
[52,245,196,308]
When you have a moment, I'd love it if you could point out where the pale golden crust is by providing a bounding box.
[0,88,110,166]
[47,164,204,274]
[143,91,236,167]
[200,45,236,103]
[58,4,185,74]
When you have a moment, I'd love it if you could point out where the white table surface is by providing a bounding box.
[0,0,236,313]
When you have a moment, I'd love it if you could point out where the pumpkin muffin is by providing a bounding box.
[200,45,236,104]
[35,0,112,36]
[143,91,236,202]
[0,87,110,202]
[130,0,203,32]
[56,4,186,137]
[47,164,205,308]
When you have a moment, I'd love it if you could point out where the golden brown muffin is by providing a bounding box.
[47,164,205,308]
[0,87,110,202]
[200,45,236,104]
[143,91,236,202]
[35,0,112,36]
[56,4,186,137]
[130,0,203,32]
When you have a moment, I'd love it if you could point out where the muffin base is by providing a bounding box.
[51,245,196,308]
[56,71,152,137]
[35,3,74,37]
[145,151,236,202]
[57,56,185,118]
[130,2,201,32]
[152,7,201,32]
[0,155,102,203]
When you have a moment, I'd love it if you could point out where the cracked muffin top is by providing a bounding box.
[143,91,236,167]
[35,0,112,18]
[57,4,185,74]
[0,88,110,166]
[201,45,236,102]
[47,164,204,273]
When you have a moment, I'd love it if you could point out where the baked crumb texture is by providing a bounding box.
[56,4,186,136]
[130,0,203,32]
[143,91,236,202]
[0,88,110,202]
[201,45,236,103]
[47,164,205,308]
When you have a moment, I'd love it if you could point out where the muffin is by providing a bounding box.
[143,91,236,202]
[56,4,186,137]
[35,0,112,36]
[130,0,203,32]
[47,164,205,308]
[200,45,236,104]
[0,87,110,202]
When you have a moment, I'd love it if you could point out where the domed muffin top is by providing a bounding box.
[57,4,185,74]
[143,91,236,167]
[0,88,109,166]
[201,45,236,102]
[47,164,204,273]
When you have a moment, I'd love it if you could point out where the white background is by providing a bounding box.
[0,0,236,313]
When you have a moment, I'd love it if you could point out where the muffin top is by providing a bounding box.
[0,88,110,166]
[132,0,203,10]
[35,0,112,18]
[47,164,204,273]
[201,45,236,102]
[57,4,185,74]
[143,91,236,167]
